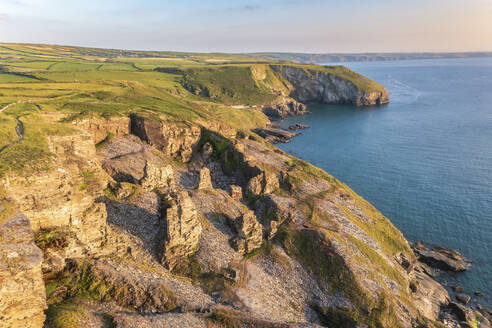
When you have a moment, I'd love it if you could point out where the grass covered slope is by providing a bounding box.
[0,44,271,177]
[0,43,385,178]
[0,43,458,328]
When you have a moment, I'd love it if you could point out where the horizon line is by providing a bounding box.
[2,42,492,56]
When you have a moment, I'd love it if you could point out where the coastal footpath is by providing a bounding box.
[0,43,488,328]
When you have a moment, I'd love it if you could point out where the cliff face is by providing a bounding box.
[0,212,46,328]
[271,64,389,106]
[0,114,485,328]
[179,64,389,119]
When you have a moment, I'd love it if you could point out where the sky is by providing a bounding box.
[1,0,492,53]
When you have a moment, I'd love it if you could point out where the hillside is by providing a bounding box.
[0,44,486,328]
[250,52,492,63]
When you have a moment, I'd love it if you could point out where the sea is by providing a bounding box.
[277,58,492,307]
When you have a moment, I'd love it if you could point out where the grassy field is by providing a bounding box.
[0,43,382,178]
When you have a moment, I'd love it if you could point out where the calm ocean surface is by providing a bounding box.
[277,58,492,306]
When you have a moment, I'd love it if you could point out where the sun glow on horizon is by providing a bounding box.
[0,0,491,53]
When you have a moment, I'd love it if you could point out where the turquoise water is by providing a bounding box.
[277,58,492,306]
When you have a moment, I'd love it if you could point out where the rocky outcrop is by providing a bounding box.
[99,135,176,190]
[130,115,201,162]
[198,167,213,190]
[230,210,263,254]
[413,242,471,272]
[261,97,308,118]
[411,266,450,320]
[75,116,131,144]
[161,191,202,270]
[2,132,111,266]
[289,124,310,130]
[3,132,107,230]
[0,212,46,328]
[252,126,299,144]
[271,65,389,106]
[247,170,279,196]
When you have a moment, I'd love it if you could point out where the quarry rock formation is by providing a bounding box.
[130,115,201,162]
[230,210,263,254]
[161,191,202,270]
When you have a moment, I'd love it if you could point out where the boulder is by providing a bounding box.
[161,191,202,270]
[448,301,475,322]
[198,168,213,190]
[452,286,465,293]
[456,293,471,305]
[102,152,147,184]
[413,243,471,272]
[288,124,311,130]
[268,220,279,240]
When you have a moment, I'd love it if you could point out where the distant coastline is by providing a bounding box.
[250,51,492,64]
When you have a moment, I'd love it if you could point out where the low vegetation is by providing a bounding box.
[45,302,88,328]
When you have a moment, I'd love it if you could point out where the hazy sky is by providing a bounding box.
[1,0,492,53]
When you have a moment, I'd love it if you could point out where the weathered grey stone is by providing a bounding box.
[413,243,471,272]
[412,271,450,321]
[271,65,389,106]
[161,191,202,269]
[448,301,475,322]
[247,171,279,196]
[253,126,299,144]
[231,210,263,254]
[130,115,201,162]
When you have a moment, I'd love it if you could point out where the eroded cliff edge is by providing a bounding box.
[1,112,486,328]
[179,63,389,119]
[271,64,389,107]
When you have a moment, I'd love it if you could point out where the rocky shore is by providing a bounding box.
[410,242,490,325]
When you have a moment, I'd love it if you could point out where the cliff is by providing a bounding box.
[0,44,488,328]
[0,115,469,328]
[179,63,389,119]
[271,64,389,107]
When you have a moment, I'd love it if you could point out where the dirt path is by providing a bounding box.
[0,102,24,153]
